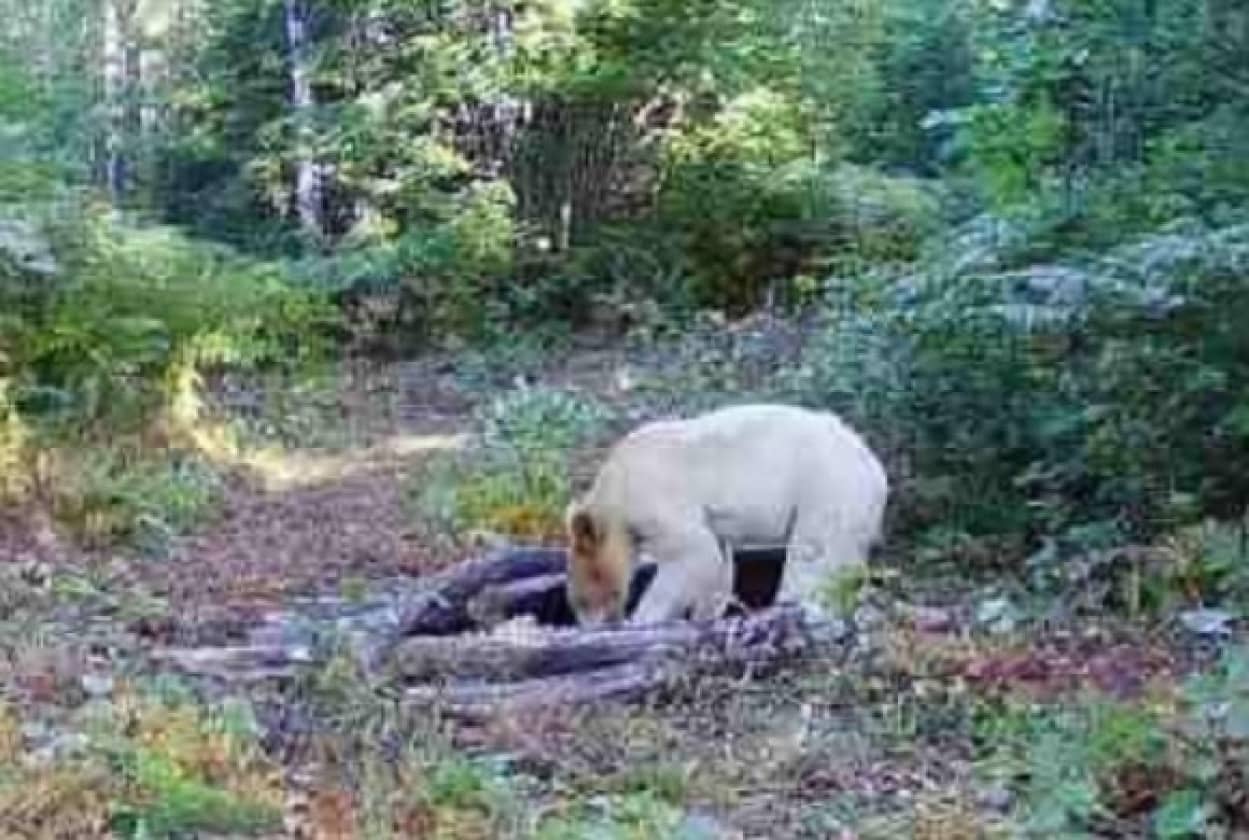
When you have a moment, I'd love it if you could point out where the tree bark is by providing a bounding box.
[399,605,842,718]
[104,0,140,201]
[283,0,325,239]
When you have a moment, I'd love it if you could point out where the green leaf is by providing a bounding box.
[1153,789,1208,839]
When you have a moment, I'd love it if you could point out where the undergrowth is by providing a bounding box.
[409,385,615,544]
[973,643,1249,838]
[0,690,283,839]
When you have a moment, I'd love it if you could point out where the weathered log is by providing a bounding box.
[466,573,574,628]
[149,545,806,710]
[405,661,671,718]
[152,644,315,682]
[402,544,788,635]
[389,619,704,682]
[395,605,847,717]
[398,547,570,635]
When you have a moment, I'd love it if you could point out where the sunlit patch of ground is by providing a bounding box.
[228,431,468,493]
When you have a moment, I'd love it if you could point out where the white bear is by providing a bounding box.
[565,403,889,626]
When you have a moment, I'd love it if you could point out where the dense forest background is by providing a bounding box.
[3,1,1249,837]
[6,0,1249,549]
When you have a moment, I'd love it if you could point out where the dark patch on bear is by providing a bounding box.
[498,546,787,628]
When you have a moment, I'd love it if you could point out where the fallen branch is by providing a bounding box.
[404,661,671,718]
[151,644,314,682]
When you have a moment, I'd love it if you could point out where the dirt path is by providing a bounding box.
[155,459,434,608]
[150,361,488,614]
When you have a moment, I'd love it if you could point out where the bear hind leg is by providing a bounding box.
[778,508,869,618]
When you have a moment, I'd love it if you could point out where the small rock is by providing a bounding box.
[80,673,115,698]
[905,605,955,633]
[853,603,886,632]
[975,597,1020,635]
[1179,608,1236,637]
[976,782,1013,813]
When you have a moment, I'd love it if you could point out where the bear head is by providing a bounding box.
[565,502,632,626]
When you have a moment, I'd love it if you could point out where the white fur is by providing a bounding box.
[581,403,889,624]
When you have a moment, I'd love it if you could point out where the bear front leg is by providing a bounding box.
[629,525,732,625]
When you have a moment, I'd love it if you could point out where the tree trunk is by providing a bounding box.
[283,0,325,239]
[104,0,140,201]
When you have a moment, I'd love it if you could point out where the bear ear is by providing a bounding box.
[567,504,598,551]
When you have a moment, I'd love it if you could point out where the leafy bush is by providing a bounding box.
[782,221,1249,574]
[0,692,282,839]
[95,694,282,838]
[43,448,223,551]
[535,791,689,840]
[984,701,1170,836]
[2,212,333,441]
[658,88,818,312]
[817,164,943,269]
[975,645,1249,838]
[411,387,615,543]
[477,385,616,457]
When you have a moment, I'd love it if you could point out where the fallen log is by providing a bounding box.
[401,544,788,635]
[398,547,571,635]
[390,603,827,682]
[405,661,671,718]
[397,605,849,718]
[150,544,834,718]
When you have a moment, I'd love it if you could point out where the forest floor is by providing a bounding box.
[0,345,1243,839]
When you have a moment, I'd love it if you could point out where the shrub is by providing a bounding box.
[658,87,818,313]
[782,221,1249,571]
[3,212,333,443]
[974,646,1249,838]
[410,386,614,543]
[535,791,688,840]
[0,692,282,839]
[96,693,283,838]
[43,448,223,551]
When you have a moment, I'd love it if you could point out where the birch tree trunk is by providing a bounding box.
[283,0,324,239]
[104,0,140,201]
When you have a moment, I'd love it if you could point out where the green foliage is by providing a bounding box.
[945,0,1249,247]
[963,99,1068,209]
[477,384,616,456]
[783,222,1249,576]
[113,751,279,837]
[975,646,1249,838]
[412,386,615,542]
[47,449,223,551]
[93,695,283,838]
[658,88,815,312]
[2,212,333,439]
[0,692,281,839]
[400,181,519,343]
[1184,643,1249,744]
[979,699,1168,836]
[535,791,689,840]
